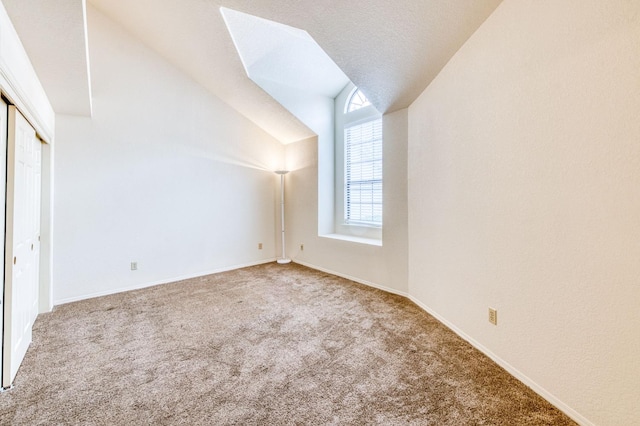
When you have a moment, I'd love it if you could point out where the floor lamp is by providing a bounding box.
[275,170,291,264]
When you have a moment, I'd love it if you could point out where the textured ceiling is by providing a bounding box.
[4,0,503,143]
[88,0,502,143]
[2,0,92,116]
[88,0,316,143]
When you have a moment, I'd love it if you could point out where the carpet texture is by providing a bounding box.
[0,263,574,425]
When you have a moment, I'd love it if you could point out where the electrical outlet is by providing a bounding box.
[488,307,497,325]
[258,243,263,250]
[300,244,304,251]
[131,262,138,271]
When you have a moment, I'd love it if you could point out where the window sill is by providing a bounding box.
[342,222,381,229]
[320,233,382,247]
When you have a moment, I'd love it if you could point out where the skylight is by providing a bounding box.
[220,7,349,99]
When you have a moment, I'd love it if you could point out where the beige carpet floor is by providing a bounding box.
[0,262,574,425]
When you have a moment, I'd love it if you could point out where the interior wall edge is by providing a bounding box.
[0,2,54,142]
[0,1,55,318]
[293,260,408,298]
[0,71,53,144]
[295,255,589,423]
[38,138,54,314]
[53,258,277,307]
[407,294,593,426]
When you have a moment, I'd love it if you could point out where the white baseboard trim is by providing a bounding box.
[407,295,593,426]
[290,260,590,424]
[293,260,408,297]
[54,258,277,306]
[52,257,591,425]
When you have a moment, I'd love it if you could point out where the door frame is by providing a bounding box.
[0,95,53,389]
[0,5,56,387]
[3,104,42,388]
[0,93,53,316]
[0,97,6,387]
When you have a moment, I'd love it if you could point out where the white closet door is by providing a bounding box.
[0,99,6,379]
[3,106,41,388]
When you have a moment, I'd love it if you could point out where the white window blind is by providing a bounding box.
[345,118,382,226]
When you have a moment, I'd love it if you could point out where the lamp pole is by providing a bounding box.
[275,170,291,264]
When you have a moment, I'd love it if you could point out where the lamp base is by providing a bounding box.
[277,258,292,264]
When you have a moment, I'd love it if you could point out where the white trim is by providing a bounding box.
[335,83,383,240]
[81,0,93,117]
[0,1,55,319]
[340,221,382,229]
[38,139,54,314]
[0,1,55,142]
[52,255,591,424]
[344,86,358,113]
[319,233,382,246]
[54,258,277,306]
[293,260,406,297]
[343,111,382,129]
[407,295,594,426]
[291,259,591,425]
[0,64,53,143]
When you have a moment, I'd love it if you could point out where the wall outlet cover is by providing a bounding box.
[489,307,497,325]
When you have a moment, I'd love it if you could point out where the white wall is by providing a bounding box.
[408,1,640,424]
[252,76,336,240]
[286,108,408,294]
[0,1,55,313]
[53,6,284,304]
[0,1,54,141]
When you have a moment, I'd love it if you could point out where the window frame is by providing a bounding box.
[333,83,382,241]
[345,87,372,113]
[344,116,383,227]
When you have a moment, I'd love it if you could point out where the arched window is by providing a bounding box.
[343,87,382,226]
[345,88,372,113]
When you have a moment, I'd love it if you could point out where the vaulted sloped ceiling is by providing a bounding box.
[3,0,92,116]
[3,0,503,143]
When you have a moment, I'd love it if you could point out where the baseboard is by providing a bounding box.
[292,261,590,423]
[407,295,593,426]
[54,258,277,306]
[288,259,591,424]
[293,260,408,297]
[52,257,591,425]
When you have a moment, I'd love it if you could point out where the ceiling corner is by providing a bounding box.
[3,0,93,116]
